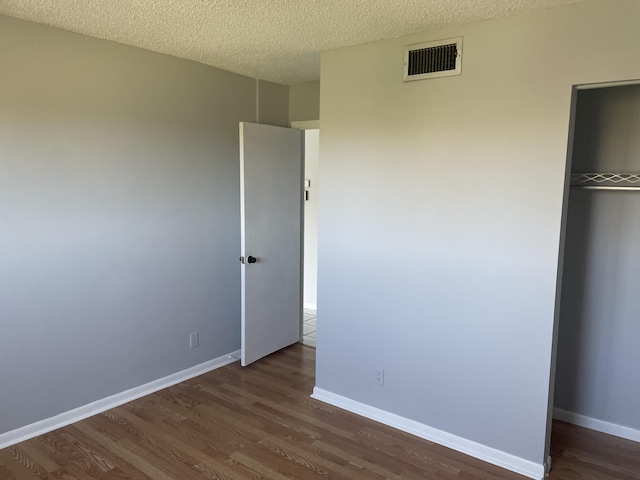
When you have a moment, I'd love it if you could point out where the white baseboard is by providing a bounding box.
[311,388,545,480]
[553,407,640,442]
[0,349,241,450]
[303,303,317,311]
[545,455,552,477]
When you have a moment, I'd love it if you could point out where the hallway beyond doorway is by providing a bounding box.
[302,308,316,347]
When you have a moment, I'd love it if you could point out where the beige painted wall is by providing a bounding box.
[315,0,640,476]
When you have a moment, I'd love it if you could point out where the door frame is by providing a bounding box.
[546,77,640,469]
[291,120,320,344]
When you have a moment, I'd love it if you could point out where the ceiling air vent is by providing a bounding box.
[403,37,462,81]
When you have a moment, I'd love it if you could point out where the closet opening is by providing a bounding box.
[551,81,640,458]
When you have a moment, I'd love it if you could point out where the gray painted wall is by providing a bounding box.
[316,0,640,467]
[554,85,640,430]
[0,15,284,435]
[289,82,320,122]
[258,79,290,127]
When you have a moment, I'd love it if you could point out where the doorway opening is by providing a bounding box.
[300,127,319,347]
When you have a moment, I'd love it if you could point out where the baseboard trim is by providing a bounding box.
[311,388,545,480]
[0,349,241,450]
[553,407,640,442]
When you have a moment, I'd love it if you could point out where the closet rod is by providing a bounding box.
[570,185,640,191]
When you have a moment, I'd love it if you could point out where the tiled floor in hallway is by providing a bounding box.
[302,308,316,347]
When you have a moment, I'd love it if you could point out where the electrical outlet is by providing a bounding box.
[190,332,199,349]
[375,368,384,386]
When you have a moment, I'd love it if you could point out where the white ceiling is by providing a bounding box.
[0,0,586,85]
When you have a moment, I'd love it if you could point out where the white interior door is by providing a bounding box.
[240,122,304,366]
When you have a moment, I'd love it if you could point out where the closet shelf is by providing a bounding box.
[570,173,640,191]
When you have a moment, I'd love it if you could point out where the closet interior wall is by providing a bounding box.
[554,84,640,435]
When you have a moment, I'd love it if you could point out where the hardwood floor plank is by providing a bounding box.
[2,344,639,480]
[72,422,166,480]
[352,427,444,472]
[16,442,65,474]
[313,439,407,480]
[2,445,52,479]
[0,450,41,480]
[111,406,246,480]
[63,424,156,479]
[549,420,640,480]
[0,465,18,480]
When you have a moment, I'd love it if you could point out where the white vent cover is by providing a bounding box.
[403,37,462,81]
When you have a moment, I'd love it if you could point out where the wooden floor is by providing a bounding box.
[1,344,639,479]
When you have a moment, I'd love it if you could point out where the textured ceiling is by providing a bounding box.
[0,0,587,85]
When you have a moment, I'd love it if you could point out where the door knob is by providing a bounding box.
[247,256,257,264]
